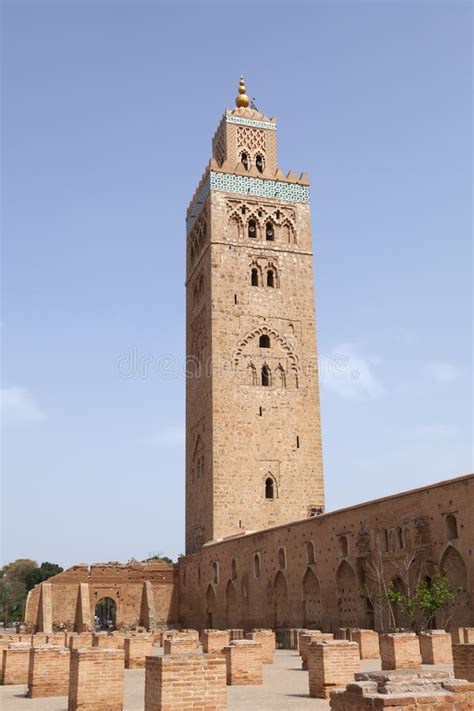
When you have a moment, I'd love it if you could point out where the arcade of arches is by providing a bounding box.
[25,475,473,633]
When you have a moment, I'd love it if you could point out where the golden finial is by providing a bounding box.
[235,75,250,108]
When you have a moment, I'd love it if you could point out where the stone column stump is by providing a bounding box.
[27,644,70,697]
[202,629,230,654]
[379,633,422,670]
[68,648,124,711]
[223,640,263,685]
[419,630,453,665]
[308,639,360,699]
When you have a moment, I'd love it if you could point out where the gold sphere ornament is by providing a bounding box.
[235,75,250,108]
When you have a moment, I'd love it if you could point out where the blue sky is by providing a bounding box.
[1,1,472,568]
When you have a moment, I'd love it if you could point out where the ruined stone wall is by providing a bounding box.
[178,474,473,631]
[24,561,178,632]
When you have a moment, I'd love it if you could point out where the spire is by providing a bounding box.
[235,75,250,108]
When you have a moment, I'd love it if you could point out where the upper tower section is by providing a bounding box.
[212,76,278,177]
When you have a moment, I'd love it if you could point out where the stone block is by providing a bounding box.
[124,636,154,669]
[379,633,422,670]
[419,630,453,665]
[163,636,197,655]
[453,643,474,682]
[223,640,262,685]
[202,629,230,654]
[308,639,360,699]
[351,629,380,660]
[68,648,124,711]
[1,644,31,685]
[300,631,333,670]
[144,652,226,711]
[245,630,275,663]
[27,644,70,697]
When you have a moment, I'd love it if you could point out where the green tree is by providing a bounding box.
[0,559,37,622]
[388,566,458,631]
[24,562,63,591]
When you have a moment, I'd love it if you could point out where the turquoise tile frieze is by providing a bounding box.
[225,115,277,130]
[187,172,309,233]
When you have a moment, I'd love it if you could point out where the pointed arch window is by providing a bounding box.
[241,152,249,171]
[445,514,458,540]
[255,154,264,173]
[261,364,271,387]
[254,553,261,578]
[267,270,274,288]
[265,477,275,499]
[251,268,259,286]
[231,558,237,580]
[278,548,286,570]
[248,219,257,238]
[265,221,274,241]
[306,541,315,565]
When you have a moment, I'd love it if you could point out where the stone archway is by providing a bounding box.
[206,585,217,629]
[94,597,116,630]
[302,568,322,629]
[274,571,289,629]
[336,561,358,628]
[440,546,470,626]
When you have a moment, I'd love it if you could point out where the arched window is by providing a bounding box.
[255,154,264,173]
[241,152,249,170]
[248,362,257,386]
[265,221,274,241]
[261,364,271,387]
[382,529,389,552]
[339,536,348,557]
[445,514,458,540]
[94,597,116,631]
[397,527,404,549]
[265,477,274,499]
[254,553,261,578]
[267,270,274,287]
[278,548,286,570]
[277,365,286,388]
[251,268,259,286]
[306,541,315,565]
[211,561,219,584]
[231,559,237,580]
[248,219,257,238]
[259,334,270,348]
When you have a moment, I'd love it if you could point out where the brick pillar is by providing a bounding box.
[1,645,32,685]
[38,583,53,634]
[68,648,124,711]
[379,633,422,670]
[93,632,118,648]
[300,631,333,670]
[163,636,198,655]
[419,630,453,665]
[223,640,263,685]
[140,581,157,631]
[27,645,70,697]
[145,653,226,711]
[69,633,94,650]
[124,636,154,669]
[75,583,92,632]
[245,630,275,664]
[47,633,68,646]
[351,629,380,660]
[453,644,474,682]
[307,640,360,699]
[202,629,230,654]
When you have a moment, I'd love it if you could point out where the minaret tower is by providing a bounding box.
[185,78,324,554]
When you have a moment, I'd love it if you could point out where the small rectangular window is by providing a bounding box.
[296,435,300,448]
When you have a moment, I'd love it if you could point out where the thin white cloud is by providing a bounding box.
[0,387,46,425]
[133,425,185,447]
[426,362,463,384]
[320,343,385,400]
